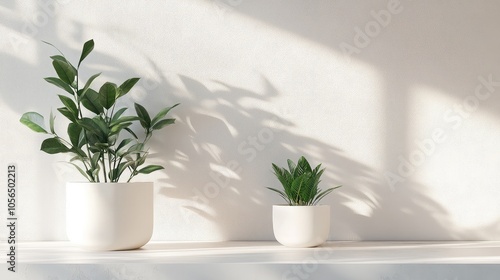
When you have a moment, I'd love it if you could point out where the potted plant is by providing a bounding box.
[267,156,342,247]
[20,39,179,250]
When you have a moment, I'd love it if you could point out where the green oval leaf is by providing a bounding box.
[42,41,65,56]
[67,123,82,147]
[79,72,101,99]
[91,117,109,136]
[78,39,94,67]
[152,118,175,130]
[49,111,55,134]
[78,118,101,136]
[134,103,151,129]
[128,143,144,153]
[110,122,132,135]
[50,55,77,75]
[116,138,134,153]
[151,103,179,125]
[20,112,48,133]
[41,138,70,154]
[137,165,164,174]
[68,162,92,181]
[111,107,128,123]
[118,78,140,97]
[99,82,117,110]
[58,95,78,115]
[44,77,74,95]
[124,127,138,139]
[110,115,139,127]
[52,59,76,85]
[81,89,103,114]
[57,107,77,123]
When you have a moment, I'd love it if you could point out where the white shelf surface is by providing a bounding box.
[11,241,500,264]
[3,241,500,279]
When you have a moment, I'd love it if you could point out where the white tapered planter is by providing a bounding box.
[66,182,153,250]
[273,205,330,247]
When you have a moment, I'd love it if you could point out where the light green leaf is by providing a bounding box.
[91,152,101,169]
[152,118,175,130]
[151,103,179,125]
[110,122,132,135]
[111,115,139,126]
[44,77,74,95]
[68,162,92,181]
[49,55,66,62]
[287,159,296,174]
[20,112,48,133]
[137,165,164,174]
[79,72,101,99]
[42,41,65,56]
[136,153,147,166]
[57,107,77,123]
[111,107,128,123]
[49,111,55,134]
[128,143,144,153]
[115,161,134,181]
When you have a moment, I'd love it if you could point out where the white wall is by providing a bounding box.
[1,0,500,241]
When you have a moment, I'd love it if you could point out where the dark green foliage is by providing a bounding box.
[267,156,341,206]
[20,39,179,182]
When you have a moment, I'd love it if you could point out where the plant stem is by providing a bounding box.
[74,67,96,182]
[107,106,116,182]
[108,150,113,182]
[101,155,107,183]
[127,129,153,182]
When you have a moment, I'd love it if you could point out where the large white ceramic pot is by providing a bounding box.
[66,182,153,250]
[273,205,330,247]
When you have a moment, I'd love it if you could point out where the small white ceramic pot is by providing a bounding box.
[272,205,330,247]
[66,182,153,250]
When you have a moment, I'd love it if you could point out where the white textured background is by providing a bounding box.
[1,0,500,241]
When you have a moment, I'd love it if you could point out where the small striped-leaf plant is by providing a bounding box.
[267,156,341,206]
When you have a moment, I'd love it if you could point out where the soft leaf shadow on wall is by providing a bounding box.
[153,75,458,240]
[198,0,500,239]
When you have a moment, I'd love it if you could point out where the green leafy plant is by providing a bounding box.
[20,39,179,183]
[267,156,341,206]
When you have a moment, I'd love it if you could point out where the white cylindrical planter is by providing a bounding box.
[273,205,330,247]
[66,182,153,250]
